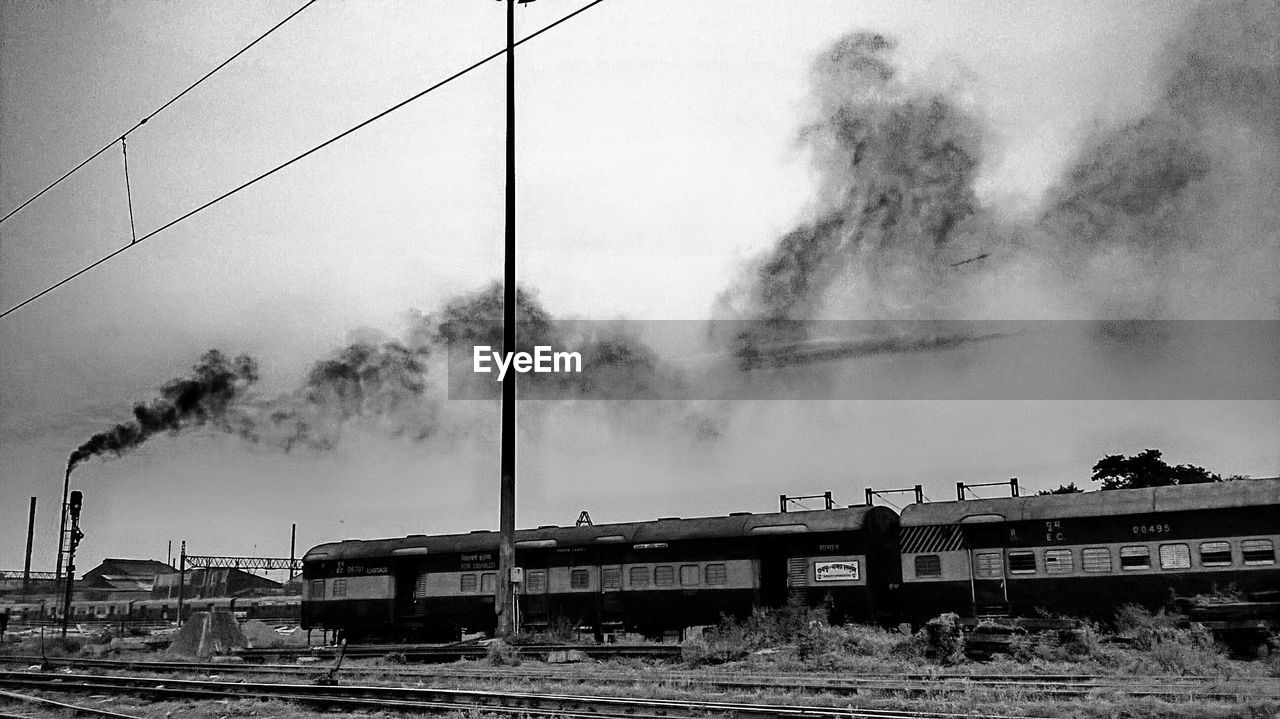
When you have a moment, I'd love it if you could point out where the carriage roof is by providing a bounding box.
[304,505,897,562]
[899,478,1280,527]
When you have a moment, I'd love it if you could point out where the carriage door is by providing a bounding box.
[520,562,550,630]
[599,564,623,635]
[969,549,1008,616]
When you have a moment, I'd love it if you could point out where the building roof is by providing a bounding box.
[81,558,176,582]
[305,505,898,562]
[899,478,1280,527]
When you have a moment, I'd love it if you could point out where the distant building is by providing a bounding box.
[152,567,282,599]
[79,558,177,602]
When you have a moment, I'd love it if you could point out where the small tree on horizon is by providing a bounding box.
[1091,449,1223,490]
[1037,482,1084,495]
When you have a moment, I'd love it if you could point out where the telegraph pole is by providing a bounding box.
[496,0,521,638]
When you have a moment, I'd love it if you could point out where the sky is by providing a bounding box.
[1,1,1276,574]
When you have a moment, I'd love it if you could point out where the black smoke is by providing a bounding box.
[67,350,259,474]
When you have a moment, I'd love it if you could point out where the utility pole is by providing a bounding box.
[289,523,297,583]
[496,0,523,638]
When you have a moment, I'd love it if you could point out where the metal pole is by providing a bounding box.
[167,540,172,568]
[496,0,518,639]
[23,497,36,600]
[289,523,297,583]
[177,541,186,626]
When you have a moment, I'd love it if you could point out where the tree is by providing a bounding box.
[1091,449,1223,490]
[1037,482,1084,495]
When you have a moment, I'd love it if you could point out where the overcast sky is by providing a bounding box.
[1,1,1276,573]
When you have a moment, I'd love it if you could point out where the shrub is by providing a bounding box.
[485,639,519,666]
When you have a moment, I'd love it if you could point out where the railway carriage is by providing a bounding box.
[898,479,1280,620]
[302,506,901,641]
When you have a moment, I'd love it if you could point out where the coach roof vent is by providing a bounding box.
[658,516,681,521]
[469,530,492,534]
[749,524,808,534]
[537,525,558,529]
[729,512,752,516]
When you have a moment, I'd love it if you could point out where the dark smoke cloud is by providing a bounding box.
[239,336,435,451]
[67,350,259,473]
[68,283,708,471]
[721,1,1278,328]
[1038,0,1279,318]
[718,32,987,332]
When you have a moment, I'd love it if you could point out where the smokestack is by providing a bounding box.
[22,497,35,600]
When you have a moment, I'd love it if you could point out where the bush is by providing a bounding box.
[485,639,519,666]
[1112,604,1232,675]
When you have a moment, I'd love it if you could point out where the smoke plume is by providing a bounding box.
[67,350,259,474]
[721,1,1278,328]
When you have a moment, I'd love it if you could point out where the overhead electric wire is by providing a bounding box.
[0,0,607,321]
[0,0,318,225]
[121,138,137,243]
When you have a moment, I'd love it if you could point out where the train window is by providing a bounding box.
[1198,541,1232,567]
[481,573,496,593]
[629,566,650,588]
[974,552,1002,579]
[460,574,478,592]
[914,555,942,578]
[413,573,430,599]
[1007,551,1036,574]
[1082,547,1112,573]
[1120,546,1150,570]
[309,579,324,599]
[570,569,590,589]
[1044,549,1074,574]
[1242,539,1276,565]
[526,569,547,592]
[654,565,675,586]
[680,565,700,586]
[601,567,621,590]
[705,564,727,586]
[332,579,347,597]
[1159,543,1191,570]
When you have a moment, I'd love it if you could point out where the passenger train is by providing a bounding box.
[0,595,300,626]
[300,479,1280,642]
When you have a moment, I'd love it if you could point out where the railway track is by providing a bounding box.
[1,655,1277,702]
[236,641,682,662]
[0,669,1053,719]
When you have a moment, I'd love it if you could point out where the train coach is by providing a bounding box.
[898,479,1280,620]
[302,506,901,641]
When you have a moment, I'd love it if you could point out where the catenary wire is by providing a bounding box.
[121,138,137,243]
[0,0,318,225]
[0,0,607,321]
